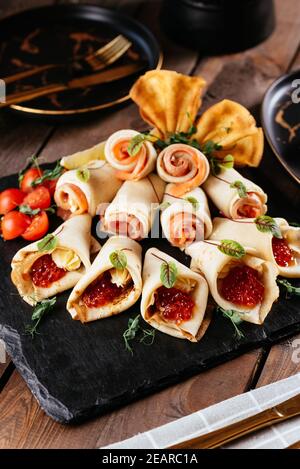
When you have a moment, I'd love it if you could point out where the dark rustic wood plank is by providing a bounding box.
[0,350,262,448]
[255,334,300,387]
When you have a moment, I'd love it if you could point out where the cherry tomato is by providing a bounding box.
[20,167,43,193]
[1,211,31,240]
[22,211,49,241]
[23,186,51,210]
[0,188,26,214]
[43,179,58,197]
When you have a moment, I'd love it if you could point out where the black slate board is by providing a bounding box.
[0,166,300,424]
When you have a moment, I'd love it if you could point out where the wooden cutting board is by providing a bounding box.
[0,166,299,424]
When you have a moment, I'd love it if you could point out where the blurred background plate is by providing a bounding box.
[262,70,300,184]
[0,4,162,120]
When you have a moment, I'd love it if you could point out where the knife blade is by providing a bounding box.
[1,63,144,108]
[169,393,300,449]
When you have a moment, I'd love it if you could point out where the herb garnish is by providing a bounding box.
[18,155,40,185]
[37,233,58,252]
[18,204,56,216]
[217,307,245,340]
[123,315,155,354]
[31,160,63,187]
[19,205,40,216]
[25,297,57,338]
[184,196,199,211]
[109,250,127,270]
[127,133,157,157]
[254,216,282,239]
[277,279,300,298]
[289,221,300,227]
[217,239,245,259]
[160,260,178,288]
[230,180,247,198]
[76,168,90,183]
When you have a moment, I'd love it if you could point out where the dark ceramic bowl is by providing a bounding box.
[161,0,275,54]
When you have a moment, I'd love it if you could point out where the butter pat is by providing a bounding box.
[52,248,81,271]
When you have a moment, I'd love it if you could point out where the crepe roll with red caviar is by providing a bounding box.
[104,129,157,181]
[67,236,142,322]
[203,167,267,219]
[140,248,210,342]
[156,144,210,197]
[210,217,300,278]
[161,186,212,249]
[186,241,279,325]
[11,214,97,306]
[101,174,165,240]
[54,161,122,218]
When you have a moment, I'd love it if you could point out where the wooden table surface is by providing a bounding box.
[0,0,300,449]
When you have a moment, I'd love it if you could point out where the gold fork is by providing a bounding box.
[3,35,132,85]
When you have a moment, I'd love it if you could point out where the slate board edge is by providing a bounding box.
[2,321,300,424]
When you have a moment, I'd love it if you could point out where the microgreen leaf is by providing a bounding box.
[37,234,58,253]
[289,221,300,227]
[230,180,247,198]
[217,307,245,340]
[277,279,300,298]
[201,140,223,157]
[159,201,171,210]
[184,196,199,211]
[109,250,127,270]
[140,328,156,346]
[19,204,40,216]
[76,168,90,183]
[123,315,155,354]
[160,261,178,288]
[219,154,234,169]
[254,216,282,239]
[25,297,56,338]
[31,160,63,187]
[218,239,245,259]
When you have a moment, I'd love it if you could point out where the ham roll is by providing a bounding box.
[104,129,157,180]
[186,241,279,325]
[101,174,166,240]
[11,214,98,306]
[141,248,210,342]
[210,217,300,278]
[161,185,212,249]
[156,144,210,197]
[54,161,122,218]
[67,236,142,322]
[203,167,267,219]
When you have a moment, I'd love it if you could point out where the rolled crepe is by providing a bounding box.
[101,173,166,240]
[67,236,142,322]
[156,144,210,197]
[161,185,212,249]
[186,241,279,325]
[210,217,300,278]
[141,248,210,342]
[203,167,267,219]
[54,161,122,218]
[11,214,97,306]
[104,129,157,180]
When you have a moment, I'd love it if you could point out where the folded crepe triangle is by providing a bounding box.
[130,70,206,139]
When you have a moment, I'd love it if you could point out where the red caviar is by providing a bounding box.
[31,254,67,288]
[154,286,195,323]
[272,237,294,267]
[82,271,124,308]
[220,265,264,308]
